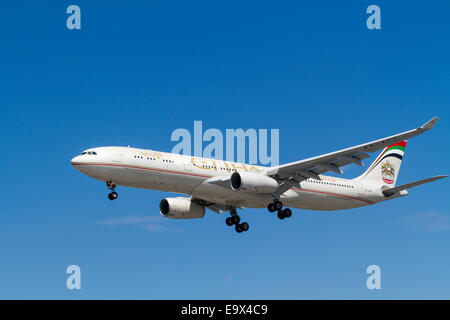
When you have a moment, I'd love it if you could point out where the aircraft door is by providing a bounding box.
[184,156,192,172]
[357,182,372,197]
[112,152,123,163]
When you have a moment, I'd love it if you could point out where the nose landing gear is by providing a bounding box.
[108,192,118,200]
[106,181,118,200]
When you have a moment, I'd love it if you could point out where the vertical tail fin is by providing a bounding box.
[356,140,407,186]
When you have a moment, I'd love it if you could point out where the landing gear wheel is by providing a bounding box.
[229,207,248,233]
[268,203,276,212]
[108,192,118,200]
[277,209,286,220]
[106,181,118,200]
[274,200,283,210]
[283,208,292,218]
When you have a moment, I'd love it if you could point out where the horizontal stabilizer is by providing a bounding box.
[421,116,439,131]
[382,175,447,197]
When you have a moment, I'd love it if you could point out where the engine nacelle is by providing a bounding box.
[230,171,279,194]
[159,197,205,219]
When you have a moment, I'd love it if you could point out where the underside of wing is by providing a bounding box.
[267,117,439,186]
[191,197,233,214]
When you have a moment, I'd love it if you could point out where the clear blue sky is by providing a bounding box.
[0,1,449,299]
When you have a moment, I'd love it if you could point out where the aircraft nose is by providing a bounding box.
[71,155,83,166]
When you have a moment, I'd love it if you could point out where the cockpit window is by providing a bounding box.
[81,151,97,155]
[81,152,87,155]
[92,151,97,155]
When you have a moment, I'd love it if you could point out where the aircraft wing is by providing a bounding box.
[266,117,439,184]
[191,197,241,214]
[204,175,231,188]
[382,175,447,197]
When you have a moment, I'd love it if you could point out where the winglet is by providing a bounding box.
[421,116,439,131]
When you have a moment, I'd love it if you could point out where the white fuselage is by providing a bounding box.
[71,146,389,211]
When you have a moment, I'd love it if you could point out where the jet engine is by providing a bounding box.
[159,197,205,219]
[230,172,279,194]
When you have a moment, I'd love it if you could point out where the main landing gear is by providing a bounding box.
[107,181,118,200]
[267,200,292,220]
[225,207,249,233]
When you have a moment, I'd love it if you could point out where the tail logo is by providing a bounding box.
[381,161,395,184]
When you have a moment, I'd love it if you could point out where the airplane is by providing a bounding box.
[71,117,447,233]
